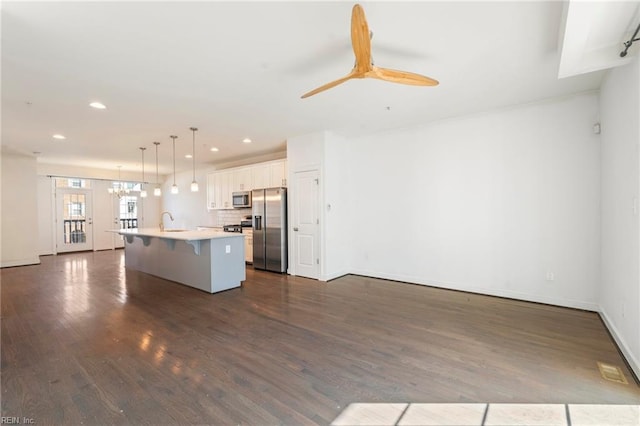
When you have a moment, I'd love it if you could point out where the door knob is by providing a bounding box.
[293,227,299,231]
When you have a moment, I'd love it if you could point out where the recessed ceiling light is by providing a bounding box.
[242,138,252,144]
[185,154,192,159]
[52,134,66,140]
[210,147,219,152]
[89,102,106,109]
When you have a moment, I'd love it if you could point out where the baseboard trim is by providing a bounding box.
[348,269,599,312]
[599,309,640,383]
[321,269,350,282]
[1,256,41,268]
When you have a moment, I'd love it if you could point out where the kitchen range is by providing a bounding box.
[223,217,254,264]
[222,217,253,234]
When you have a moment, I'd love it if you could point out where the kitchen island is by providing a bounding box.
[118,228,245,293]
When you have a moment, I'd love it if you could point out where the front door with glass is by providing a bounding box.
[56,189,93,253]
[114,195,138,248]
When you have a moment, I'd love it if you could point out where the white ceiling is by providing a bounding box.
[2,1,636,175]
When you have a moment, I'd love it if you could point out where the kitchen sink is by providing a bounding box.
[162,228,189,232]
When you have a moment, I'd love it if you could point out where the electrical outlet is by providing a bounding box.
[225,245,231,254]
[546,272,555,281]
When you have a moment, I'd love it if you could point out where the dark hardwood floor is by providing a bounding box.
[1,250,638,424]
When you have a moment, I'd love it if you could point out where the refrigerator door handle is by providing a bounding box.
[254,215,262,230]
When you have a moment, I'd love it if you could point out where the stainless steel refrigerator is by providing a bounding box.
[252,187,287,273]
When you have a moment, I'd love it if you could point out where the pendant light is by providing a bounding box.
[139,147,147,198]
[153,142,161,196]
[170,135,178,194]
[190,127,199,192]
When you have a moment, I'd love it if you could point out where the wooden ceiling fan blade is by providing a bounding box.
[301,72,358,99]
[351,4,372,73]
[369,66,439,86]
[301,4,437,99]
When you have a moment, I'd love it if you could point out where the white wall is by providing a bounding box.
[287,130,353,280]
[37,176,54,254]
[37,163,150,182]
[136,186,162,230]
[161,167,217,229]
[1,151,40,267]
[348,93,601,310]
[599,56,640,378]
[323,132,352,280]
[92,179,118,251]
[286,131,324,277]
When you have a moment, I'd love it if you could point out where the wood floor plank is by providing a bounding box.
[1,250,638,424]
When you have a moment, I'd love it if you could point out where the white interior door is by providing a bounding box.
[56,189,93,253]
[92,180,117,250]
[113,194,125,248]
[293,169,319,279]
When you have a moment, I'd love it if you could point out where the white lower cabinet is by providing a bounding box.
[244,229,253,263]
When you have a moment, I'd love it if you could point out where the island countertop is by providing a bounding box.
[117,227,244,241]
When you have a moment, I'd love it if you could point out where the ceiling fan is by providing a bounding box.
[301,3,439,99]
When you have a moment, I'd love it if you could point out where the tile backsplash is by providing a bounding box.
[215,208,252,226]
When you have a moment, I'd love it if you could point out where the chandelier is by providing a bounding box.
[108,166,130,198]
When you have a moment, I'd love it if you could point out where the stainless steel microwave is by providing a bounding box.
[232,191,251,208]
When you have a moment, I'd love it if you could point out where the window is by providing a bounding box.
[55,178,91,189]
[61,193,87,244]
[69,202,84,217]
[119,196,138,229]
[108,181,142,194]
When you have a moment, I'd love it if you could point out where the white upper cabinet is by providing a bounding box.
[270,160,287,188]
[217,171,232,209]
[251,163,270,190]
[252,159,288,189]
[232,167,252,192]
[206,171,231,210]
[206,173,217,210]
[207,159,287,210]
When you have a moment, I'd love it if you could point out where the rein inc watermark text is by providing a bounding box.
[1,417,34,424]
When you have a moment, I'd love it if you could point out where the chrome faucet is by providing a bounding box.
[159,211,174,231]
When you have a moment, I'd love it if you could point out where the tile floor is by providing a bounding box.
[331,403,640,426]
